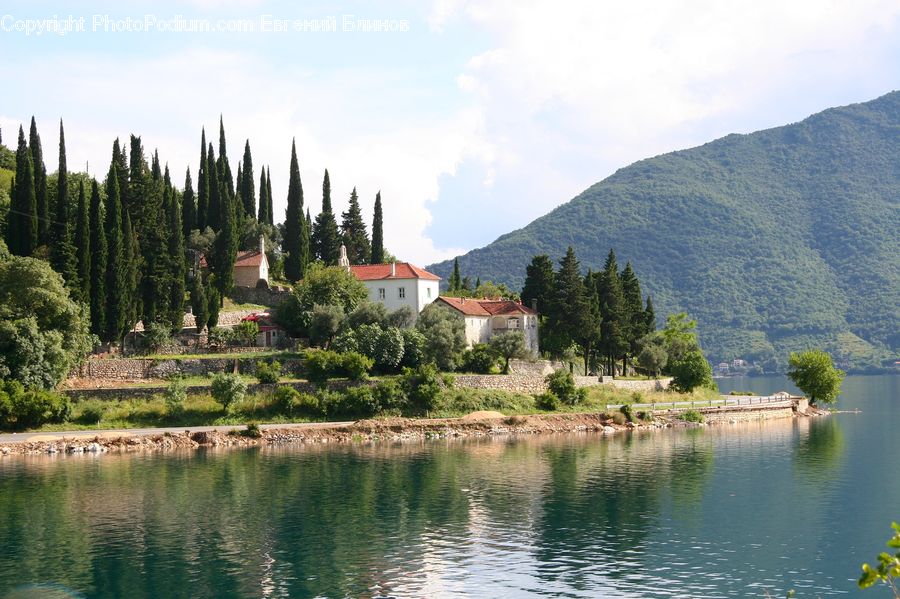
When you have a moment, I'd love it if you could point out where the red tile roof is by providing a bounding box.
[436,297,536,317]
[349,263,441,281]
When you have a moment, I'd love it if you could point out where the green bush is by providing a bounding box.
[338,386,380,418]
[256,360,281,384]
[163,378,187,416]
[611,412,627,425]
[305,350,343,387]
[437,389,535,415]
[273,386,321,417]
[372,379,407,414]
[460,344,497,374]
[620,403,635,423]
[340,352,373,381]
[374,327,405,371]
[77,400,107,425]
[233,320,260,346]
[0,381,71,430]
[680,409,704,423]
[241,422,262,438]
[399,329,426,368]
[210,373,247,410]
[401,364,443,413]
[535,391,561,411]
[207,327,233,348]
[545,369,587,405]
[143,322,174,353]
[638,410,654,422]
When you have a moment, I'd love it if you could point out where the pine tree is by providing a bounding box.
[136,141,170,326]
[104,163,126,342]
[551,247,598,372]
[312,169,341,264]
[206,143,221,231]
[111,139,129,215]
[206,281,221,330]
[370,191,384,264]
[257,165,268,223]
[190,273,208,333]
[49,120,77,287]
[167,178,186,332]
[7,126,37,256]
[521,254,555,318]
[211,175,237,301]
[74,180,90,304]
[127,135,149,232]
[283,140,307,282]
[88,180,107,336]
[240,140,255,219]
[182,167,196,238]
[267,167,275,225]
[235,161,243,217]
[28,117,49,246]
[619,261,646,369]
[341,187,370,264]
[197,128,208,230]
[449,258,462,291]
[597,249,628,376]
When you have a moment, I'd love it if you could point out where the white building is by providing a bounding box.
[434,296,540,353]
[348,261,441,315]
[201,235,269,288]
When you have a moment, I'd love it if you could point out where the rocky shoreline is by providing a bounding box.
[0,401,826,457]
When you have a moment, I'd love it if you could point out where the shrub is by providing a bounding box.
[143,322,174,353]
[385,306,416,329]
[374,327,405,371]
[256,360,281,384]
[273,386,300,414]
[331,330,358,354]
[346,302,388,329]
[233,320,260,347]
[536,391,561,411]
[545,369,587,405]
[461,344,497,374]
[680,409,704,423]
[638,410,655,422]
[611,412,627,425]
[211,373,247,410]
[401,364,444,413]
[77,400,107,425]
[340,352,374,381]
[620,403,635,423]
[340,386,380,418]
[372,379,407,414]
[207,327,233,348]
[489,331,528,373]
[309,304,345,348]
[399,329,426,368]
[163,378,188,416]
[241,422,262,438]
[0,381,71,430]
[305,350,343,387]
[316,389,344,417]
[415,303,467,371]
[631,391,644,403]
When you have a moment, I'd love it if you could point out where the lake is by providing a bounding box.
[0,375,897,598]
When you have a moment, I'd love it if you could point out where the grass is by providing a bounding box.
[135,350,304,361]
[221,297,268,313]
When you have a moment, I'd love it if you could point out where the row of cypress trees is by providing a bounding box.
[521,247,656,375]
[3,116,391,342]
[281,139,386,282]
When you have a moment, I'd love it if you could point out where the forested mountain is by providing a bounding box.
[429,92,900,371]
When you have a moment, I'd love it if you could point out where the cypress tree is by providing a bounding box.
[197,128,208,230]
[257,165,268,223]
[206,143,221,231]
[267,167,275,225]
[49,120,77,287]
[182,167,196,238]
[312,169,341,264]
[240,140,255,219]
[217,116,234,200]
[521,254,555,318]
[127,135,149,232]
[190,273,208,333]
[28,117,49,246]
[121,209,140,338]
[370,191,384,264]
[341,187,370,264]
[88,180,107,336]
[283,140,306,282]
[104,163,126,342]
[644,296,656,333]
[211,176,236,301]
[111,139,129,214]
[449,258,462,291]
[74,180,90,304]
[597,249,628,376]
[137,142,169,326]
[550,247,598,373]
[235,162,243,217]
[206,281,221,329]
[167,176,186,332]
[7,126,37,256]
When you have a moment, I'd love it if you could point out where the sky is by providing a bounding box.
[1,0,899,265]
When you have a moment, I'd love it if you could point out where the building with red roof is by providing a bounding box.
[347,260,441,317]
[434,296,539,352]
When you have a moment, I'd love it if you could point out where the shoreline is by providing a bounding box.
[0,400,825,457]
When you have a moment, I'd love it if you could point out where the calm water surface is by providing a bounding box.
[0,375,897,598]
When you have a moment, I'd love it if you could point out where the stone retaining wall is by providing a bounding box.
[73,357,306,380]
[598,377,672,392]
[451,373,598,394]
[229,286,292,308]
[64,379,369,402]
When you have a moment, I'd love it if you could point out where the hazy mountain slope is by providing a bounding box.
[428,92,900,369]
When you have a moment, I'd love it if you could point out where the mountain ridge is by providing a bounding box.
[428,91,900,370]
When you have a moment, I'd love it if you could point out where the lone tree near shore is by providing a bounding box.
[787,349,844,405]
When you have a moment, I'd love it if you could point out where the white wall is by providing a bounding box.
[363,278,420,315]
[463,315,492,347]
[416,280,440,312]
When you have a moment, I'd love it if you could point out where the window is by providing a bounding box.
[507,318,520,329]
[399,287,406,299]
[378,288,386,300]
[427,287,432,298]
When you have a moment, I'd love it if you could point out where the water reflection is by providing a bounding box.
[0,375,894,598]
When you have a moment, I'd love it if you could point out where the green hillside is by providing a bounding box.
[428,92,900,371]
